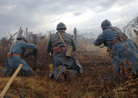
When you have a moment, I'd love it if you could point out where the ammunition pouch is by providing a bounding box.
[53,46,62,54]
[53,46,73,57]
[53,46,67,54]
[111,39,119,46]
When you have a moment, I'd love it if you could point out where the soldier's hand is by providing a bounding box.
[25,52,30,58]
[33,50,37,55]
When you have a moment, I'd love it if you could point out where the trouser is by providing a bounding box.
[3,58,34,76]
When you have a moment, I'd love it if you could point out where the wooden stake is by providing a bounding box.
[0,64,23,98]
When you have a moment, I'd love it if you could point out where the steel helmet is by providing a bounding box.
[101,19,112,28]
[56,22,66,29]
[17,36,27,42]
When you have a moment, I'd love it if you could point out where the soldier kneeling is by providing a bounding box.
[3,36,38,76]
[46,22,83,80]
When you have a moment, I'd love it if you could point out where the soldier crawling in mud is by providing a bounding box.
[3,36,38,76]
[94,19,138,80]
[46,22,83,80]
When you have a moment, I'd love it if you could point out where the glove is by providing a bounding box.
[32,50,37,56]
[25,52,31,58]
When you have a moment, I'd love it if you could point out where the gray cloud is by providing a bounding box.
[73,12,82,16]
[0,0,137,38]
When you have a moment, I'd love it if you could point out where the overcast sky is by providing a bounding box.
[0,0,138,37]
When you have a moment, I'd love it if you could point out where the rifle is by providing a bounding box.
[18,90,25,98]
[3,90,25,98]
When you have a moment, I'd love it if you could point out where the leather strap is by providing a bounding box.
[56,36,60,46]
[111,27,120,34]
[57,32,67,47]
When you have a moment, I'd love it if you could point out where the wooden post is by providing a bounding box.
[0,64,23,98]
[25,28,28,39]
[18,27,23,37]
[74,28,77,45]
[33,34,37,70]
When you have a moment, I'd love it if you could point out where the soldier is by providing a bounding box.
[3,36,38,76]
[94,19,138,79]
[46,22,83,80]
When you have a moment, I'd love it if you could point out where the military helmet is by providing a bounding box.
[56,22,66,29]
[17,36,27,42]
[101,19,112,28]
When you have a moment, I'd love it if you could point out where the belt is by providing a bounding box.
[12,54,21,58]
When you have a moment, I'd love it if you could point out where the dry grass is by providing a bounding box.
[0,63,137,98]
[0,34,138,98]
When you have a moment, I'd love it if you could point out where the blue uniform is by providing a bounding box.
[46,31,83,80]
[94,27,138,78]
[3,41,38,76]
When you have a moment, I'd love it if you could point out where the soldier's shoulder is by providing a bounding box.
[17,40,24,44]
[66,33,73,38]
[48,33,58,42]
[49,33,57,38]
[114,27,123,33]
[15,41,26,46]
[103,29,112,33]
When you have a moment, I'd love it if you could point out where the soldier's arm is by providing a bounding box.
[93,33,106,46]
[21,42,38,51]
[46,37,52,53]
